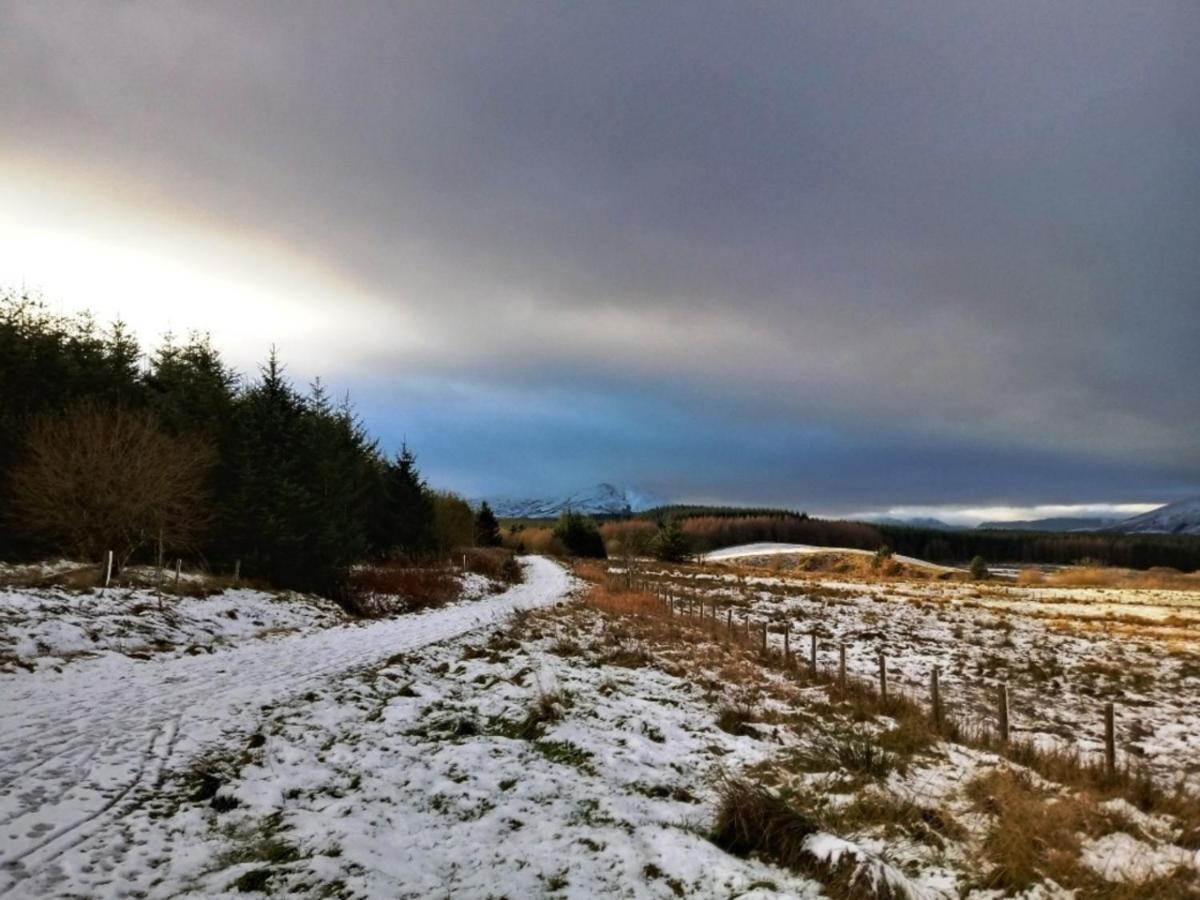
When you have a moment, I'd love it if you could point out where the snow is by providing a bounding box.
[1107,496,1200,536]
[0,585,346,671]
[0,556,573,898]
[701,542,958,572]
[638,564,1200,792]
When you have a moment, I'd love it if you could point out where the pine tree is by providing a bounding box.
[370,444,435,557]
[553,510,606,558]
[653,517,691,562]
[474,501,502,547]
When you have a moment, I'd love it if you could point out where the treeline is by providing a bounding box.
[640,505,810,521]
[679,515,883,554]
[626,505,1200,571]
[0,291,476,598]
[876,525,1200,572]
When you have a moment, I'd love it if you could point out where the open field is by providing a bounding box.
[616,553,1200,794]
[2,551,1198,897]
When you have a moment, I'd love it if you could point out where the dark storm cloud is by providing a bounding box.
[1,1,1197,505]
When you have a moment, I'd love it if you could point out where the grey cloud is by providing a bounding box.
[1,1,1197,502]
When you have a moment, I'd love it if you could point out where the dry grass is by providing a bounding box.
[965,767,1199,897]
[574,565,1200,831]
[463,547,522,583]
[1016,568,1045,585]
[1043,566,1200,591]
[711,779,907,899]
[501,526,565,556]
[346,561,460,616]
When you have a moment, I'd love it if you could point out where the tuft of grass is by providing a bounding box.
[716,702,760,737]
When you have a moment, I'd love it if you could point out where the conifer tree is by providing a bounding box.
[474,501,502,547]
[653,517,691,562]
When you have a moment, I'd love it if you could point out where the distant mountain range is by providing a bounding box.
[480,483,665,519]
[976,517,1119,532]
[1102,497,1200,536]
[977,499,1200,535]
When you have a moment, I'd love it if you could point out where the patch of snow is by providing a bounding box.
[0,557,574,897]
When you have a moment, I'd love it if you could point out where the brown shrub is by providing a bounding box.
[463,547,521,582]
[502,526,566,556]
[7,404,214,566]
[346,561,460,616]
[1016,568,1045,585]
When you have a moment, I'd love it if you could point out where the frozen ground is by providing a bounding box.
[135,611,833,899]
[0,556,572,898]
[637,563,1200,792]
[0,569,498,672]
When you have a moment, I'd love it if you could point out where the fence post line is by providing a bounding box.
[931,668,942,730]
[878,652,888,704]
[838,644,847,693]
[1104,703,1116,775]
[998,683,1010,744]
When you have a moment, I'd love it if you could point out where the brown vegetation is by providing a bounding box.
[346,561,460,616]
[7,405,214,566]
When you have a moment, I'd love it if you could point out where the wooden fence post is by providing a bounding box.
[878,652,888,704]
[838,644,847,693]
[234,559,241,584]
[174,558,182,591]
[998,683,1010,744]
[931,668,942,730]
[104,550,113,588]
[809,633,818,676]
[727,608,733,632]
[783,628,790,665]
[1104,703,1116,775]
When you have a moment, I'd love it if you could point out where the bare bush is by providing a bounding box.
[7,405,213,567]
[346,561,460,616]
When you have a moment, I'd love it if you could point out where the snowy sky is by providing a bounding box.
[1,2,1197,518]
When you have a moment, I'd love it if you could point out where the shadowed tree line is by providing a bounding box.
[0,291,469,598]
[631,509,1200,571]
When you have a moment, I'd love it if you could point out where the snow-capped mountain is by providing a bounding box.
[480,483,665,519]
[1104,498,1200,536]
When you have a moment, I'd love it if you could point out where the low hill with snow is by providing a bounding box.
[1105,497,1200,536]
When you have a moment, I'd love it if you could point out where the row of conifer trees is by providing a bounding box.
[0,290,467,598]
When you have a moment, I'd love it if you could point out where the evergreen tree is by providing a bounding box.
[369,444,435,557]
[653,517,691,562]
[474,501,502,547]
[553,509,606,558]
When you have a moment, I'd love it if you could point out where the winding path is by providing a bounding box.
[0,556,573,897]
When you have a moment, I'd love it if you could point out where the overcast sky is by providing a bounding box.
[2,2,1197,521]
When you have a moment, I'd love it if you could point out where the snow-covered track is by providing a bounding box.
[0,556,573,897]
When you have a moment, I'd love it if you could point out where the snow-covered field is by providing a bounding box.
[0,557,572,898]
[637,562,1200,792]
[3,551,1199,898]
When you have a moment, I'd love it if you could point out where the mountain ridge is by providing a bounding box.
[479,483,665,519]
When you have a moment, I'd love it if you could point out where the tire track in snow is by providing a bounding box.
[0,556,574,897]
